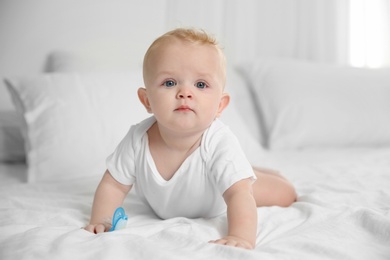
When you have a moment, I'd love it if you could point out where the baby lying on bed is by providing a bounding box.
[84,28,296,250]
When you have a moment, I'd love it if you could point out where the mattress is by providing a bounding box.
[1,148,389,260]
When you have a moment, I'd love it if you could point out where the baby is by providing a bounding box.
[85,28,296,249]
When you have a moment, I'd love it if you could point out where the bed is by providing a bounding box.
[1,56,390,259]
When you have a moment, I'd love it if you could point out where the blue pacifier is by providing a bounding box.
[109,207,128,232]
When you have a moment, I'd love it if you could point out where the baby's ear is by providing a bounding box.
[216,92,230,117]
[137,87,153,113]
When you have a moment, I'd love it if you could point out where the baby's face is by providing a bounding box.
[142,39,228,135]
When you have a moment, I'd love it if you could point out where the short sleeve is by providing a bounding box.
[106,126,138,185]
[202,120,256,194]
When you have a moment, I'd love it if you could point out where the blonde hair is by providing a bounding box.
[143,28,226,84]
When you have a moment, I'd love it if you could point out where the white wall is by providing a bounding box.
[0,0,167,110]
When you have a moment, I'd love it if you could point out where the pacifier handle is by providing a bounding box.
[109,207,128,232]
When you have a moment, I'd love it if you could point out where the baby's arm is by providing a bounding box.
[209,178,257,249]
[84,170,132,233]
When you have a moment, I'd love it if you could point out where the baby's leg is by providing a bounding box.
[252,167,297,207]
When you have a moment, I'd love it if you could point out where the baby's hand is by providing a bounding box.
[209,236,254,250]
[84,223,111,234]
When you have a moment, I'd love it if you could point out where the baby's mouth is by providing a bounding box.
[175,105,193,112]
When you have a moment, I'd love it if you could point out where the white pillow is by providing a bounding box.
[225,68,265,146]
[45,50,137,73]
[239,59,390,149]
[220,75,266,166]
[5,71,149,182]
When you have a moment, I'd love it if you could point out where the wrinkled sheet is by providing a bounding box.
[1,148,390,260]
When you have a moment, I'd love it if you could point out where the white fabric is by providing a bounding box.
[223,67,265,147]
[239,59,390,150]
[157,0,350,65]
[107,116,256,219]
[223,0,350,65]
[1,148,390,259]
[349,0,390,67]
[4,72,149,182]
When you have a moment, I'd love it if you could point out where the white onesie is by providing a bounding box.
[106,116,256,219]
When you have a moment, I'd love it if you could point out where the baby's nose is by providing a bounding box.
[177,86,193,99]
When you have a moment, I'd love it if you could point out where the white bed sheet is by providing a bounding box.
[0,148,389,260]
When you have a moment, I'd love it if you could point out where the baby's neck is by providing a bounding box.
[149,122,203,152]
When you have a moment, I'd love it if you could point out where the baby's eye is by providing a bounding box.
[163,80,176,87]
[195,81,207,89]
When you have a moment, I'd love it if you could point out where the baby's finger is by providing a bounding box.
[209,239,226,245]
[225,240,238,247]
[95,224,106,234]
[84,224,95,233]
